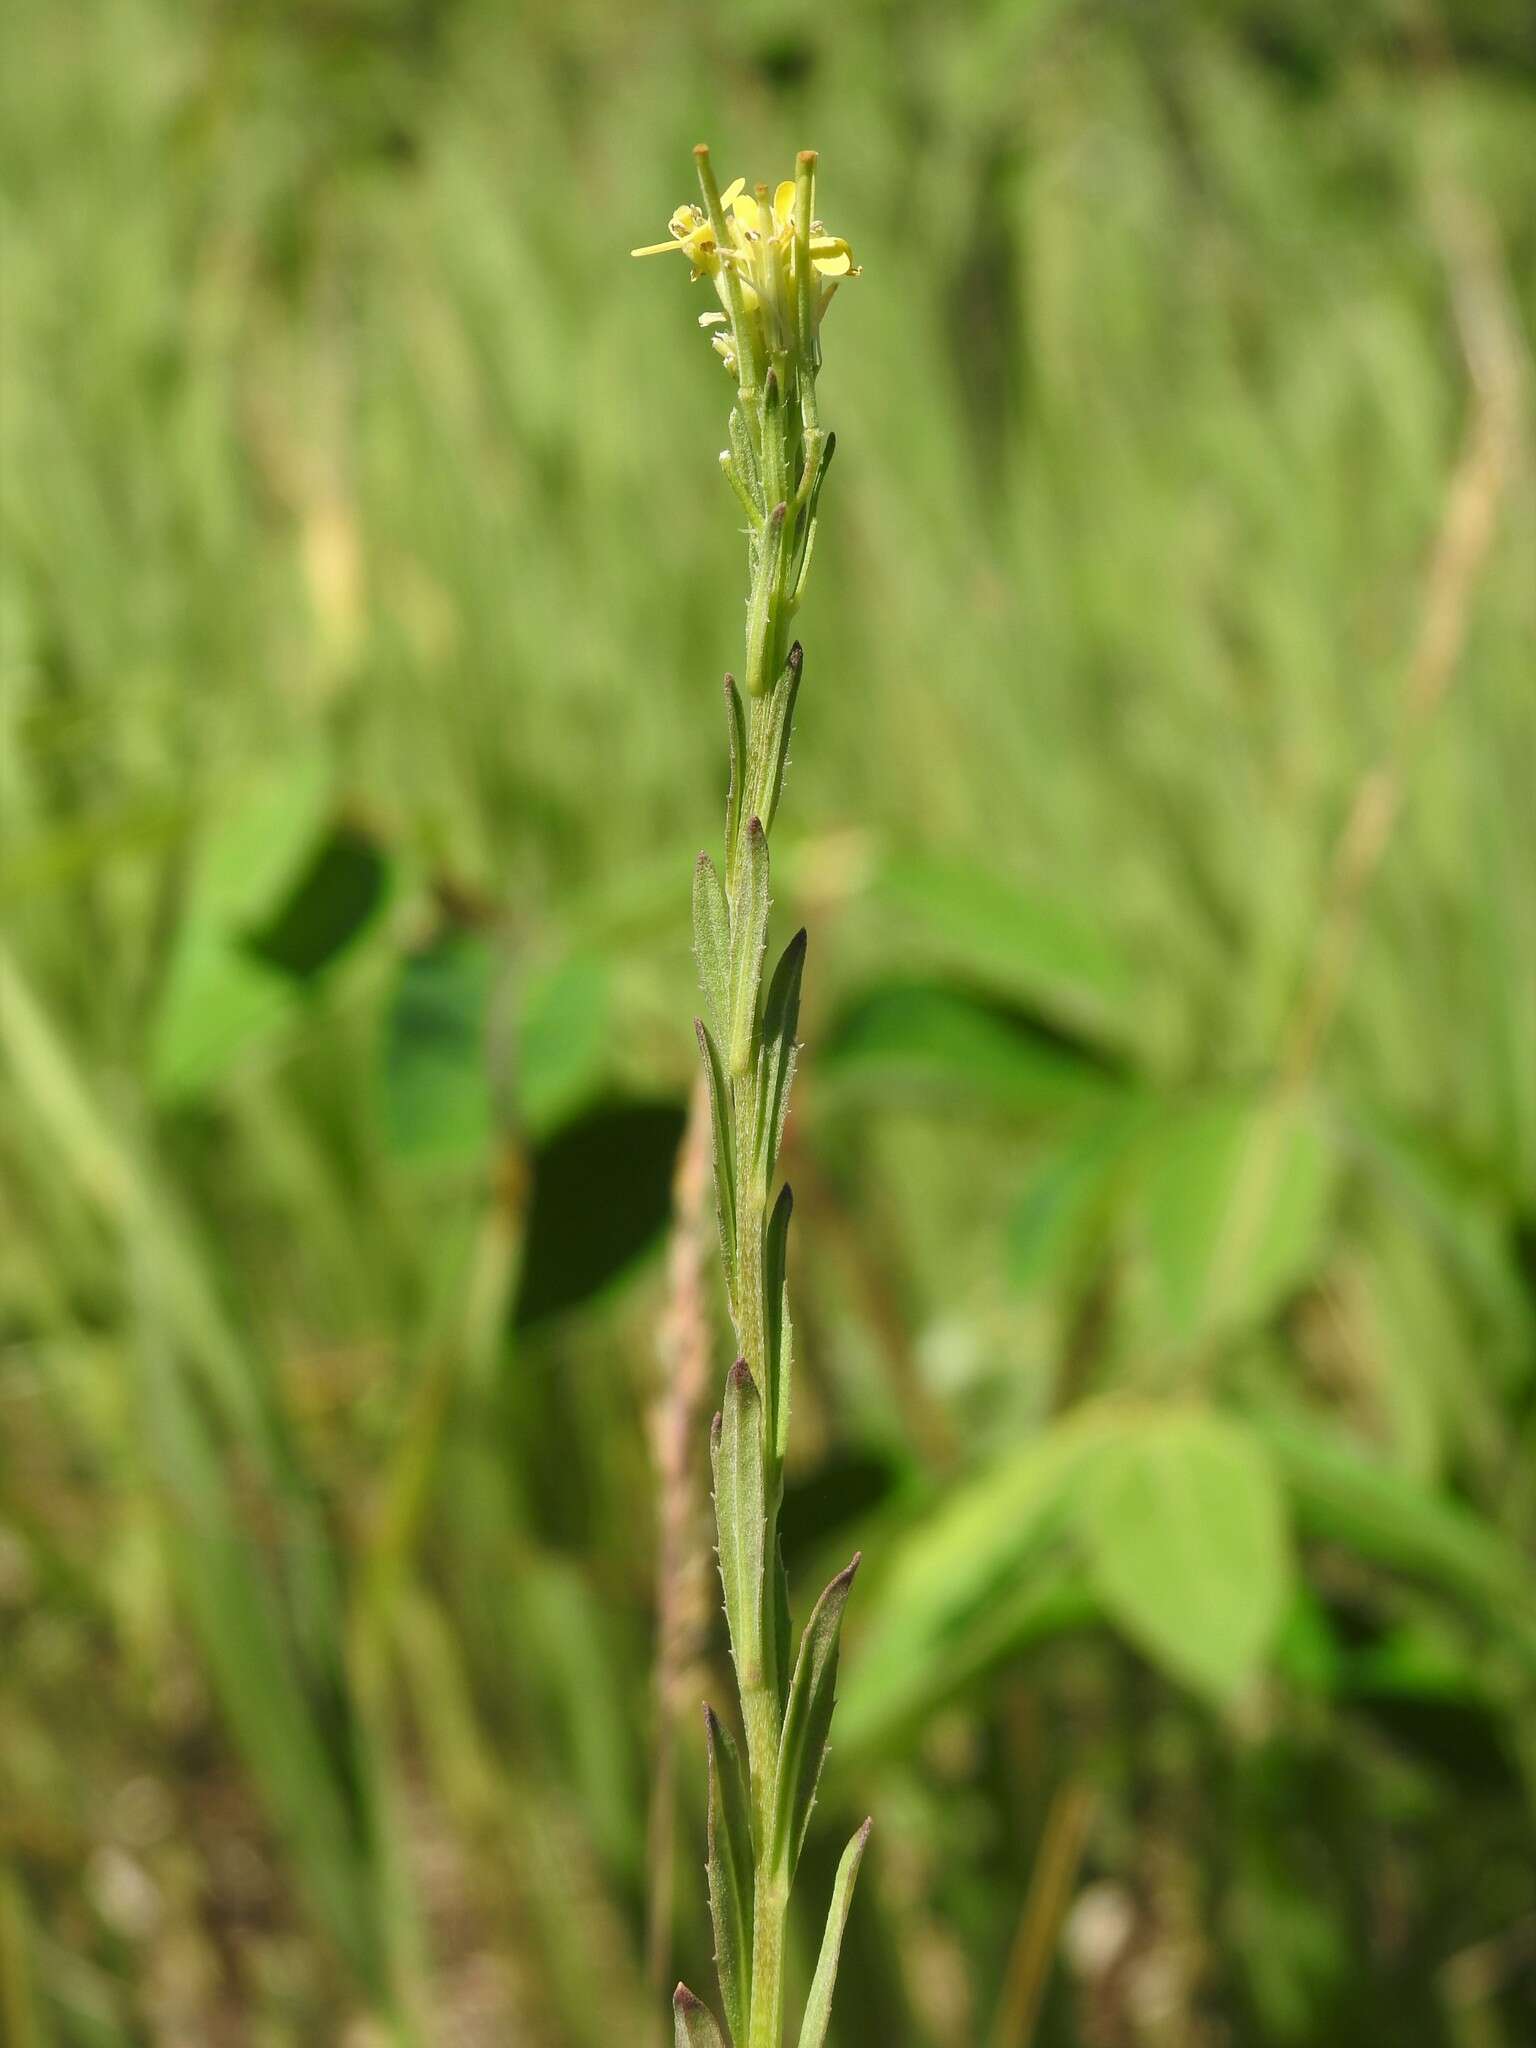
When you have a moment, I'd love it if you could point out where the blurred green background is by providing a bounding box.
[3,0,1535,2042]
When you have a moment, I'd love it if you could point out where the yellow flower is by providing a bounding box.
[632,160,859,372]
[630,203,722,278]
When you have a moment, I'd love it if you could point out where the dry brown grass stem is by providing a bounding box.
[988,1781,1099,2048]
[644,1074,717,2013]
[1280,169,1528,1088]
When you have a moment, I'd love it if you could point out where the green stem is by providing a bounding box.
[748,1877,790,2048]
[719,369,814,2045]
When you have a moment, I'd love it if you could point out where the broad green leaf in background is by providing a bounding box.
[380,933,497,1169]
[188,739,332,929]
[1081,1407,1295,1703]
[1255,1411,1536,1671]
[1130,1089,1339,1346]
[151,741,335,1101]
[1006,1095,1157,1293]
[838,1406,1128,1749]
[517,951,610,1138]
[820,980,1118,1118]
[151,932,300,1102]
[874,852,1139,1050]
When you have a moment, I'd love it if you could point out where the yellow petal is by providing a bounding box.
[732,193,763,233]
[720,177,746,208]
[631,240,690,258]
[774,180,796,224]
[812,249,852,276]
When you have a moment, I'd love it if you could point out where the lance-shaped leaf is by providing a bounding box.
[695,1018,737,1299]
[759,366,787,515]
[796,435,835,583]
[729,818,771,1079]
[723,675,748,889]
[745,502,788,698]
[716,1361,767,1689]
[728,404,762,517]
[755,930,806,1192]
[763,1182,795,1467]
[770,1554,860,1878]
[751,641,804,837]
[673,1983,728,2048]
[693,852,731,1041]
[797,1817,872,2048]
[704,1706,753,2043]
[771,1534,793,1717]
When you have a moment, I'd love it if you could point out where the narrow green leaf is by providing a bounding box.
[797,1817,872,2048]
[729,817,772,1079]
[693,852,732,1041]
[771,1554,859,1878]
[673,1984,729,2048]
[755,929,806,1192]
[791,433,835,596]
[771,1535,793,1718]
[745,501,788,698]
[704,1706,753,2044]
[752,641,804,836]
[763,1182,794,1468]
[723,675,749,886]
[1081,1408,1293,1703]
[716,1361,767,1689]
[728,405,763,516]
[695,1018,737,1298]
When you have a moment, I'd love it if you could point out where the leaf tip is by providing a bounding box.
[726,1356,757,1398]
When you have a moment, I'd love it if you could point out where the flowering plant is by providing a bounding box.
[635,147,868,2048]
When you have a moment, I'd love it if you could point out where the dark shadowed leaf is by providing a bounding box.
[515,1100,686,1327]
[821,981,1117,1117]
[245,824,390,980]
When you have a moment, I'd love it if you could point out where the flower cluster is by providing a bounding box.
[632,155,857,376]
